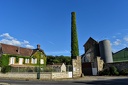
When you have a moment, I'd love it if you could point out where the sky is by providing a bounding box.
[0,0,128,56]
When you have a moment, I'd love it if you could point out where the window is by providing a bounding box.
[40,59,44,64]
[25,59,29,64]
[9,57,15,65]
[31,58,37,64]
[19,58,23,65]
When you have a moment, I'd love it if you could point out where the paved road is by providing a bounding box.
[0,76,128,85]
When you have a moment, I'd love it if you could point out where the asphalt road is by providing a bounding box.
[0,77,128,85]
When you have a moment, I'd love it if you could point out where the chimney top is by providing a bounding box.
[37,44,40,50]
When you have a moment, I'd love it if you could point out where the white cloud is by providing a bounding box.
[11,39,22,46]
[0,33,14,40]
[0,33,34,49]
[113,39,121,46]
[25,45,34,49]
[23,40,30,45]
[0,39,21,46]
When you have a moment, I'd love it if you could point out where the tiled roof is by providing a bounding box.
[0,43,33,56]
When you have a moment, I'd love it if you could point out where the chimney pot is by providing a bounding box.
[37,44,40,49]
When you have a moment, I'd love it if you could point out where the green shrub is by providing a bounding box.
[120,69,128,75]
[0,55,9,66]
[99,67,110,75]
[1,66,11,73]
[109,66,119,75]
[103,68,110,75]
[114,71,119,75]
[99,66,119,76]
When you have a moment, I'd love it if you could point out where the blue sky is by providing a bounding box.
[0,0,128,56]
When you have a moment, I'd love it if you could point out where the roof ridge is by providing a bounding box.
[113,47,128,54]
[0,43,33,50]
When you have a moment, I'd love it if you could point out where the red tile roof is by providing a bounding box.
[0,43,33,56]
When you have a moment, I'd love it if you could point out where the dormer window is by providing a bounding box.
[16,47,20,54]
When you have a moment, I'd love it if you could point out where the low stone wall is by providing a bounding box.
[104,62,128,71]
[52,72,72,79]
[0,72,72,80]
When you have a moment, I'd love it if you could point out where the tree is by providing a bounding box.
[46,55,71,65]
[71,12,79,59]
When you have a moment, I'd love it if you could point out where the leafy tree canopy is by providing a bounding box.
[46,55,71,65]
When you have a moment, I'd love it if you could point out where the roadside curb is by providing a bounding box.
[0,83,10,85]
[0,76,128,81]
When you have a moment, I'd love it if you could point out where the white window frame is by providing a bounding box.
[40,59,44,64]
[31,58,37,64]
[19,58,23,65]
[25,59,29,64]
[9,57,15,65]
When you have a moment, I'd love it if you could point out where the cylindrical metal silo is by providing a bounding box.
[99,40,113,63]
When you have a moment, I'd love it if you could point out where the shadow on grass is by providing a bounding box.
[73,78,128,85]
